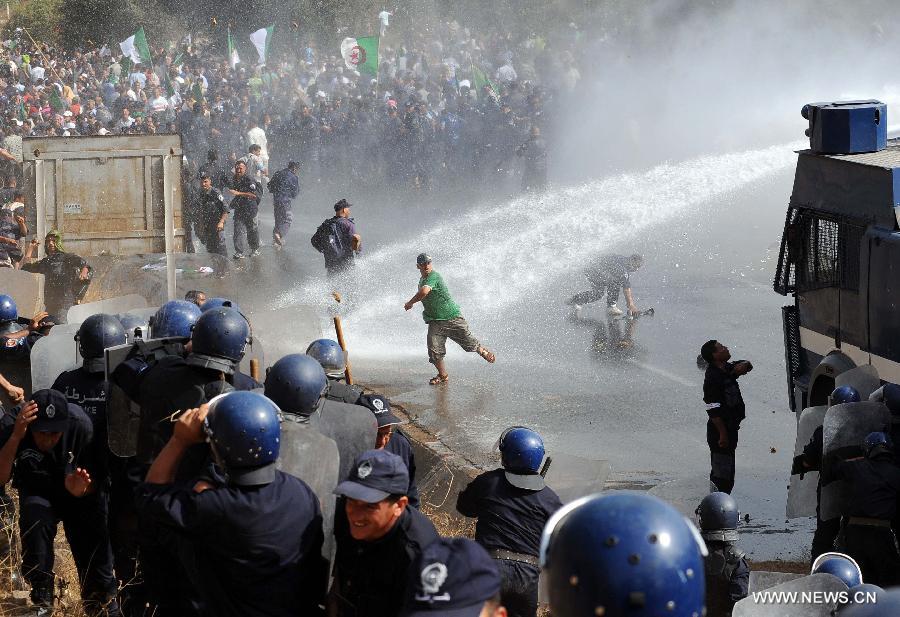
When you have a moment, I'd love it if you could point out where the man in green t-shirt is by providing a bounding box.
[403,253,495,384]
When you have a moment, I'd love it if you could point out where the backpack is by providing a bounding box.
[311,217,347,260]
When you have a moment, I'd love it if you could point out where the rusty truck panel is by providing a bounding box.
[22,135,184,256]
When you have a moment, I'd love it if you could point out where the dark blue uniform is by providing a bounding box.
[0,403,118,612]
[704,543,750,615]
[137,470,325,617]
[833,453,900,587]
[268,167,300,241]
[703,362,746,493]
[385,429,420,509]
[228,174,262,256]
[331,502,438,617]
[456,468,563,617]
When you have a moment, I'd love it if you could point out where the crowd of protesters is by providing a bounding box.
[0,17,580,194]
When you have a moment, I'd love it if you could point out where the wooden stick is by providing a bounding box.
[249,358,260,382]
[333,315,353,385]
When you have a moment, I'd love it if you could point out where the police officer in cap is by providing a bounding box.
[330,449,439,617]
[401,537,508,617]
[265,353,375,481]
[829,432,900,587]
[307,338,362,404]
[540,491,707,617]
[137,391,326,616]
[194,172,229,260]
[361,393,420,508]
[457,427,562,617]
[695,492,749,615]
[0,389,120,616]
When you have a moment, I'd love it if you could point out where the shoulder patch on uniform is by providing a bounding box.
[217,194,224,201]
[4,338,17,348]
[249,183,256,189]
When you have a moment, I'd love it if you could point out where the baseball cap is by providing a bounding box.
[30,389,70,432]
[402,537,502,617]
[417,253,432,266]
[334,449,409,503]
[359,394,401,428]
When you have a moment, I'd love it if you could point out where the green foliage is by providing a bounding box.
[7,0,65,46]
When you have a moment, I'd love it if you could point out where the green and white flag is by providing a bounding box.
[227,28,240,69]
[249,26,274,65]
[119,27,151,65]
[472,64,498,100]
[340,36,379,77]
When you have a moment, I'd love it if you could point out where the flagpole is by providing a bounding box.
[20,27,66,85]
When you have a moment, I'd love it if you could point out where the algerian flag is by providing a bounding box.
[340,36,379,77]
[472,64,498,100]
[119,27,151,65]
[249,26,273,65]
[227,28,240,69]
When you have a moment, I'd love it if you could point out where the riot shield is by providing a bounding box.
[252,305,324,362]
[29,332,81,392]
[747,571,804,593]
[126,307,160,325]
[648,476,717,519]
[239,334,265,383]
[44,323,81,338]
[543,453,611,503]
[278,418,340,562]
[733,573,848,617]
[311,398,378,482]
[821,401,891,521]
[67,294,147,324]
[786,405,828,518]
[105,343,141,457]
[835,365,881,401]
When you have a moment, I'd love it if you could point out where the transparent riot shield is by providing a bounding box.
[543,452,611,503]
[733,573,848,617]
[747,571,804,593]
[311,398,378,482]
[105,343,140,458]
[648,476,717,519]
[820,401,891,521]
[67,294,147,324]
[786,405,828,518]
[835,365,881,401]
[30,332,81,392]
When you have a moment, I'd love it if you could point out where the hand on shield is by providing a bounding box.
[64,467,93,497]
[173,405,209,446]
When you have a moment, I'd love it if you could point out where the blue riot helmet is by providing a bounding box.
[305,338,345,379]
[264,354,328,416]
[201,297,241,313]
[830,385,861,406]
[882,384,900,414]
[0,294,16,322]
[151,300,202,339]
[76,314,127,372]
[204,391,281,486]
[695,492,739,543]
[187,308,250,375]
[862,431,893,458]
[541,492,706,617]
[499,426,546,490]
[811,552,863,588]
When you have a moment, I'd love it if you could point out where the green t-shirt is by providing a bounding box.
[419,270,461,322]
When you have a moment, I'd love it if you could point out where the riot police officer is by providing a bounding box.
[148,299,202,340]
[307,338,361,404]
[265,353,376,481]
[137,391,326,616]
[456,427,562,617]
[330,449,439,617]
[0,390,120,616]
[811,552,863,588]
[695,492,750,615]
[540,491,707,617]
[194,173,228,258]
[831,432,900,587]
[360,393,420,508]
[227,160,262,260]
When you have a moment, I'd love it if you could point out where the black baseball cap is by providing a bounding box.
[359,394,402,428]
[30,389,70,432]
[402,537,502,617]
[334,449,409,503]
[417,253,432,266]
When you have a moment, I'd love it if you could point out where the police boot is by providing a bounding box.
[30,578,54,615]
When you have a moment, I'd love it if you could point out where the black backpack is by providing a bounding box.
[310,217,347,260]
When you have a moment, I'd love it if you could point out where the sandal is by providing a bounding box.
[477,347,496,364]
[429,374,449,385]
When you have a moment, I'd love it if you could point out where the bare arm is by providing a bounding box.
[624,287,638,313]
[0,401,37,485]
[145,406,208,485]
[404,285,431,311]
[351,234,361,251]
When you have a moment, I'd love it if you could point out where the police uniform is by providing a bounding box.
[385,429,420,509]
[832,453,900,587]
[137,470,326,617]
[794,425,841,563]
[703,543,750,616]
[456,468,563,617]
[0,390,119,614]
[703,361,746,493]
[330,450,439,617]
[194,186,228,256]
[228,174,261,257]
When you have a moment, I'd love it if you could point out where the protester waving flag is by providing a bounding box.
[250,26,274,65]
[119,27,151,65]
[472,64,499,101]
[227,28,240,69]
[340,36,379,77]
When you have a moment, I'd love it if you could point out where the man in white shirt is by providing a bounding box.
[147,87,169,114]
[245,120,269,173]
[378,8,393,37]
